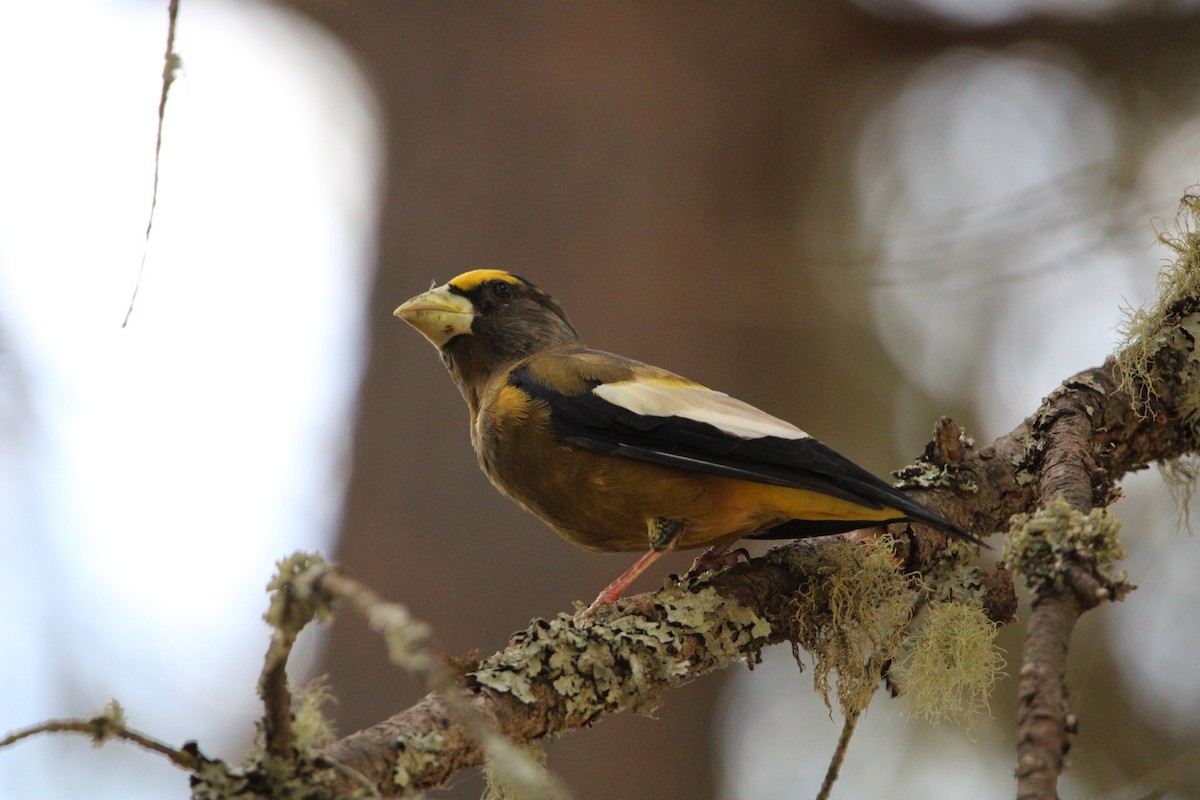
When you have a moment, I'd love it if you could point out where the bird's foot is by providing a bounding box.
[580,519,691,618]
[581,584,625,618]
[581,590,656,619]
[686,545,750,579]
[579,547,668,618]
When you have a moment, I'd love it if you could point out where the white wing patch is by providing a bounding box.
[593,380,808,440]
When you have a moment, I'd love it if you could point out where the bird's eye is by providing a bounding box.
[490,281,513,300]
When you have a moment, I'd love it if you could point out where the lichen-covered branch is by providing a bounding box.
[1007,500,1131,800]
[318,538,1009,795]
[321,570,778,794]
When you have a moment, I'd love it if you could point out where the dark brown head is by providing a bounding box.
[395,269,582,400]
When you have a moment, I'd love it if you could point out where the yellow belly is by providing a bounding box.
[481,428,901,553]
[473,382,903,553]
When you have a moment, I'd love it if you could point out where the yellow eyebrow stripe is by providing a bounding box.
[448,269,524,292]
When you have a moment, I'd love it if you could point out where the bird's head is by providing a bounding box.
[395,269,581,394]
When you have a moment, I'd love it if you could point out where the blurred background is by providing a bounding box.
[3,1,1200,798]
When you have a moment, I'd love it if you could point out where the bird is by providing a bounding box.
[394,269,978,615]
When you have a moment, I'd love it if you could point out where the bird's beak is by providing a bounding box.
[394,285,476,348]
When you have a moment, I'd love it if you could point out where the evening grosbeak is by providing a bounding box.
[395,269,977,614]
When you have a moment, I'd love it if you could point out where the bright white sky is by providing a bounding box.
[0,2,380,798]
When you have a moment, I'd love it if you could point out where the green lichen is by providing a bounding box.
[894,420,978,494]
[920,536,987,606]
[471,585,771,725]
[263,552,334,633]
[196,738,361,800]
[87,700,126,746]
[894,460,977,494]
[1004,498,1130,595]
[895,600,1005,727]
[1116,189,1200,427]
[291,678,337,751]
[1008,419,1048,488]
[771,536,914,716]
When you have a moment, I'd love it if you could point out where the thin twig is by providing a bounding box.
[0,716,201,771]
[259,629,299,759]
[816,708,861,800]
[258,553,336,760]
[123,0,181,327]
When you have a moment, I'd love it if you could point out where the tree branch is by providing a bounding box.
[1013,377,1117,799]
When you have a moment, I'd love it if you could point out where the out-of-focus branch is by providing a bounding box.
[0,701,201,771]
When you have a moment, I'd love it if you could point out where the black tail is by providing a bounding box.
[747,449,986,547]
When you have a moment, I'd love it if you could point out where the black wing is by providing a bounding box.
[508,364,978,542]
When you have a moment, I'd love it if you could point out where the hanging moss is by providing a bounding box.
[895,601,1005,727]
[1115,189,1200,429]
[771,535,914,716]
[482,741,557,800]
[291,678,338,751]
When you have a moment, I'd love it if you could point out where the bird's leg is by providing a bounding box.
[686,543,750,578]
[581,517,685,617]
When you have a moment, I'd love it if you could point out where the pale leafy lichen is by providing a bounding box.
[87,700,127,746]
[1004,498,1130,596]
[921,535,988,606]
[470,583,771,725]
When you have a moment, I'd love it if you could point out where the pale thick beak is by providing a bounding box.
[394,285,476,348]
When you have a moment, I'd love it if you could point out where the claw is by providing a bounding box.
[580,549,668,618]
[686,545,750,578]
